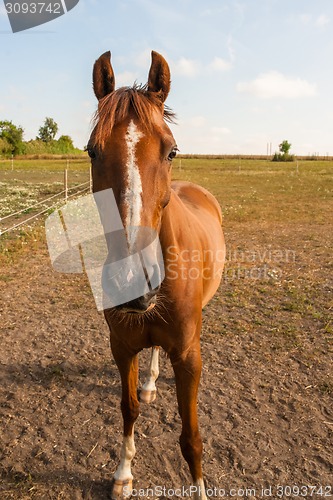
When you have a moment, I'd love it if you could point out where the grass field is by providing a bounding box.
[0,156,331,220]
[0,158,90,220]
[1,156,332,342]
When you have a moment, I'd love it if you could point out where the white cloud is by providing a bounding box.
[211,126,231,135]
[316,14,330,27]
[82,100,93,109]
[227,35,236,62]
[135,49,152,69]
[298,13,330,27]
[173,55,233,78]
[190,116,207,127]
[178,116,207,128]
[132,44,234,81]
[209,57,232,72]
[237,71,317,99]
[173,57,200,77]
[116,71,137,86]
[299,13,311,25]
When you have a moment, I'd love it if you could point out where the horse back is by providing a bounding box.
[169,181,225,307]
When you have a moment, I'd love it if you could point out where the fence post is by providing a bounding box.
[64,168,68,202]
[11,154,14,171]
[90,165,92,193]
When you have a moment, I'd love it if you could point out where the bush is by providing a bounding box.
[24,138,82,155]
[57,135,75,153]
[272,152,295,162]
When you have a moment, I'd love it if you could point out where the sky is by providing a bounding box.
[0,0,332,155]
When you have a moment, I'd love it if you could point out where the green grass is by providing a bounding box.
[173,158,332,224]
[0,157,89,172]
[0,158,91,219]
[170,157,331,354]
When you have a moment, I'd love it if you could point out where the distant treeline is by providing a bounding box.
[177,154,333,161]
[0,118,82,157]
[10,154,87,160]
[3,153,332,162]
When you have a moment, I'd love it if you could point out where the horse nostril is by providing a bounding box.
[144,288,159,302]
[115,291,157,313]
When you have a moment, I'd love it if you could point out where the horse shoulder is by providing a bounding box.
[171,180,222,224]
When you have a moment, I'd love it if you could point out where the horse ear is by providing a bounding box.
[93,51,115,100]
[148,51,171,103]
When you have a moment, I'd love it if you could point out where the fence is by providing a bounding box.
[0,168,92,236]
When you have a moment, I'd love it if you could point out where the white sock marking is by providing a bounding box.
[113,429,136,482]
[194,478,207,499]
[124,120,144,247]
[142,346,159,393]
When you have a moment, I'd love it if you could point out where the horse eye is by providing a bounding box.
[167,147,178,162]
[86,147,96,160]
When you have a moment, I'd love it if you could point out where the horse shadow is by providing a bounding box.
[0,360,122,398]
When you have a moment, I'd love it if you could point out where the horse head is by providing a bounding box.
[88,51,177,313]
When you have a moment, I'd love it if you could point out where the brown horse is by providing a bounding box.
[88,50,225,499]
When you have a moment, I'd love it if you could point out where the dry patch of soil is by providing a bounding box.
[0,218,332,499]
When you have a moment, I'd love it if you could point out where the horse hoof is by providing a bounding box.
[139,389,156,403]
[111,478,133,499]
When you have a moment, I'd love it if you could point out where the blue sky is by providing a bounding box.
[0,0,332,155]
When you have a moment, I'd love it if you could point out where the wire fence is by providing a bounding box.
[0,173,91,237]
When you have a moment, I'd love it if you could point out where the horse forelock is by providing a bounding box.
[91,84,175,148]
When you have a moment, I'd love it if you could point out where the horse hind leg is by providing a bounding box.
[140,346,159,403]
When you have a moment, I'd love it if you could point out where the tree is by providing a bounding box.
[0,137,12,156]
[38,117,58,142]
[272,139,294,162]
[0,120,25,155]
[57,135,74,149]
[279,140,292,155]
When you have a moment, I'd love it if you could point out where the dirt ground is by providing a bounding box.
[0,215,332,499]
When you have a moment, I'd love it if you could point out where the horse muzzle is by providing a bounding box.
[101,256,163,312]
[115,287,159,314]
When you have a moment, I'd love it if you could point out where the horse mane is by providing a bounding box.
[91,83,176,148]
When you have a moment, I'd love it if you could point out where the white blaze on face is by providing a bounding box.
[124,120,144,247]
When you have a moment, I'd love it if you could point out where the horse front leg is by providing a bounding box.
[170,341,207,500]
[110,341,139,499]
